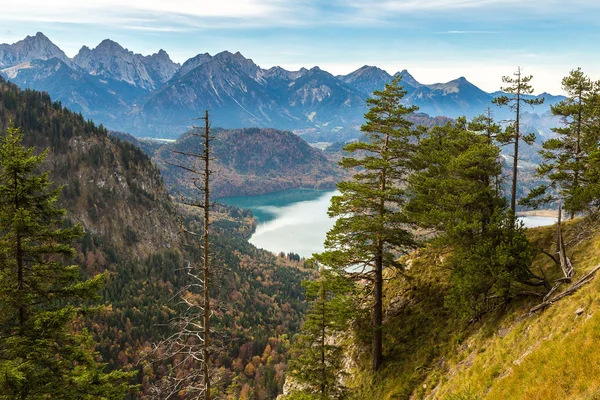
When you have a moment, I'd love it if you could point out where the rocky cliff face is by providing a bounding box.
[0,76,178,258]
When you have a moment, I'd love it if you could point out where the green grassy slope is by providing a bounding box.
[348,218,600,400]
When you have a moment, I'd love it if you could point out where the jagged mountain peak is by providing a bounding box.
[396,69,422,88]
[3,32,565,141]
[154,49,169,58]
[145,49,176,64]
[172,52,212,80]
[429,76,480,94]
[353,65,390,76]
[263,66,307,81]
[213,50,255,64]
[339,65,393,96]
[30,32,51,42]
[73,39,179,90]
[96,38,125,51]
[0,32,71,68]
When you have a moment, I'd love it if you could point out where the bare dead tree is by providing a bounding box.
[556,202,574,279]
[145,111,219,400]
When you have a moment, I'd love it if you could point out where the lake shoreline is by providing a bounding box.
[517,209,559,218]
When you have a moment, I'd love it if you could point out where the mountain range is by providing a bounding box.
[0,32,563,141]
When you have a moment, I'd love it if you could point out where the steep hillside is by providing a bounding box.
[151,127,348,198]
[0,76,177,258]
[341,218,600,399]
[0,76,313,399]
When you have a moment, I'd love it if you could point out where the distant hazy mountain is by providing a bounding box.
[0,58,146,126]
[0,32,566,142]
[338,67,562,121]
[339,65,393,96]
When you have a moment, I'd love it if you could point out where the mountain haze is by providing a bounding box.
[0,33,565,142]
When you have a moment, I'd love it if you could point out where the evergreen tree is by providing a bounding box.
[314,76,418,372]
[0,124,136,399]
[288,269,355,399]
[408,120,503,240]
[493,67,544,213]
[521,68,600,218]
[468,107,502,144]
[407,120,545,318]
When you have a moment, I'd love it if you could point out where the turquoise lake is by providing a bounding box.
[219,189,337,258]
[219,189,558,258]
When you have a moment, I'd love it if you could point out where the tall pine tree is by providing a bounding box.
[521,68,599,218]
[314,76,417,372]
[288,269,355,399]
[0,124,136,399]
[493,67,544,213]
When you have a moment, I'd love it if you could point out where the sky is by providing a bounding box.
[1,0,600,94]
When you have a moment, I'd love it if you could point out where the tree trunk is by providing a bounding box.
[511,74,521,214]
[321,284,326,396]
[572,91,583,220]
[203,110,211,400]
[372,134,390,372]
[372,248,383,372]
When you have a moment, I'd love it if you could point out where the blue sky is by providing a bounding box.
[1,0,599,94]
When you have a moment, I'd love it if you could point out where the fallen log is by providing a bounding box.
[528,265,600,315]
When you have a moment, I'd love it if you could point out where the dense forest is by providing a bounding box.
[0,76,314,399]
[112,127,348,199]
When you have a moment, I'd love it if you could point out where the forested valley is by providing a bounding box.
[2,64,600,400]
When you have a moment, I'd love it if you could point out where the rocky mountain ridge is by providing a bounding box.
[73,39,180,90]
[0,32,565,142]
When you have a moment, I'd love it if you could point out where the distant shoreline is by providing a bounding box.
[517,210,559,218]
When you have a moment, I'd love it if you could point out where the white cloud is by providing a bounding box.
[344,0,594,12]
[0,0,309,30]
[337,0,600,24]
